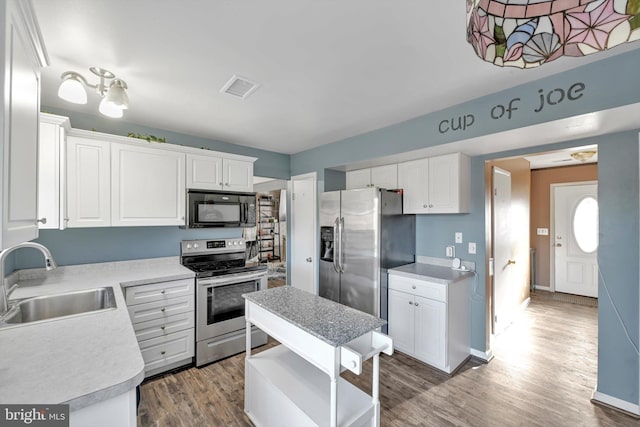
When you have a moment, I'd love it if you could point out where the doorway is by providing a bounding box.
[253,177,289,288]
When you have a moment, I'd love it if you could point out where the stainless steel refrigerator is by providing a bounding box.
[319,187,415,327]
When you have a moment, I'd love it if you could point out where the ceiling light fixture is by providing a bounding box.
[57,67,129,118]
[466,0,640,68]
[570,150,597,162]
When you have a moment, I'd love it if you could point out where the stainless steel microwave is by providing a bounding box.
[186,190,256,228]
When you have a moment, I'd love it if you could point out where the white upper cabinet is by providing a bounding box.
[346,164,398,190]
[66,136,111,228]
[398,153,470,214]
[111,143,185,226]
[223,158,253,192]
[0,0,48,249]
[346,169,371,189]
[44,127,257,228]
[186,153,222,190]
[38,114,69,230]
[186,153,254,192]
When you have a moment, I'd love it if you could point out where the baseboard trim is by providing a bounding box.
[520,297,531,311]
[533,285,552,292]
[591,388,640,417]
[470,348,494,363]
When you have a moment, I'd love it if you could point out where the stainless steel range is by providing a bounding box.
[181,238,268,367]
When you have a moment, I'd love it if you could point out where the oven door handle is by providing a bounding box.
[198,272,266,287]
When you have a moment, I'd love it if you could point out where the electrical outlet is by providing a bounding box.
[468,242,476,254]
[446,245,455,258]
[455,232,463,244]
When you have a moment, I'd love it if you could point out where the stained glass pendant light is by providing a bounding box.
[467,0,640,68]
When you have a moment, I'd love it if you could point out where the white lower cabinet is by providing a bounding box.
[125,278,195,377]
[388,273,470,374]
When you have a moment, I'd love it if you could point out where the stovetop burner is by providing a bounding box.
[181,238,267,278]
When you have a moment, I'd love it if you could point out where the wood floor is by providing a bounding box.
[137,292,639,426]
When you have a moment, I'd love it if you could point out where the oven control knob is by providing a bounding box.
[193,243,199,249]
[186,244,192,250]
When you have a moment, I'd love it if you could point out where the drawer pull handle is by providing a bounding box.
[415,303,420,307]
[161,351,166,355]
[161,308,166,312]
[161,290,166,294]
[161,326,166,330]
[408,301,413,305]
[412,285,416,289]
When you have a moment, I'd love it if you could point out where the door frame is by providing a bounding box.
[549,180,597,293]
[290,172,318,294]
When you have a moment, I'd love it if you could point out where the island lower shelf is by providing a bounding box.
[246,345,375,427]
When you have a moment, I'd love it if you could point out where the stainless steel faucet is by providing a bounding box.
[0,242,57,315]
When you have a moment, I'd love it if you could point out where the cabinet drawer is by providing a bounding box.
[125,278,194,305]
[128,295,194,324]
[389,275,447,302]
[133,311,195,342]
[139,329,195,372]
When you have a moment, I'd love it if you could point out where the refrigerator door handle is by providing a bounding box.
[333,217,340,273]
[339,217,345,273]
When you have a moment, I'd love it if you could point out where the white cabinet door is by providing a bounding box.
[66,136,111,228]
[38,116,69,230]
[37,121,60,229]
[1,3,42,248]
[111,143,185,226]
[370,164,397,189]
[397,158,429,214]
[414,295,446,369]
[346,169,371,190]
[428,153,460,213]
[223,158,253,192]
[388,289,414,354]
[186,153,222,190]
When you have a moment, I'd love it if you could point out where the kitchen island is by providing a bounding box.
[243,286,393,427]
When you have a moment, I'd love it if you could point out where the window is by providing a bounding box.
[573,196,598,253]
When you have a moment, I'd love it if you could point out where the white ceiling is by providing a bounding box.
[33,0,640,155]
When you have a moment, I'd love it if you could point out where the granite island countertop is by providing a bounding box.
[243,286,385,347]
[389,262,474,284]
[0,257,194,411]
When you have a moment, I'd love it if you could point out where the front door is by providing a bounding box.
[553,183,598,298]
[492,167,514,335]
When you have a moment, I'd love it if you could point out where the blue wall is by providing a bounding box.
[290,48,640,406]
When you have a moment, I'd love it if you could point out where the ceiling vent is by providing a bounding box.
[220,75,260,99]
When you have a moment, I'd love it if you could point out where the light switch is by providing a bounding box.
[468,242,476,254]
[455,232,463,244]
[537,228,549,236]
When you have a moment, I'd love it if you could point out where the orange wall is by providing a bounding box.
[530,164,598,288]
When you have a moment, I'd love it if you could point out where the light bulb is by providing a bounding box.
[99,98,124,118]
[58,75,87,104]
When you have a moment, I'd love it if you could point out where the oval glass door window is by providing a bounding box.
[573,196,598,253]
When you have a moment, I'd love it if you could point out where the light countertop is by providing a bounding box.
[0,257,194,411]
[243,286,385,347]
[389,262,474,284]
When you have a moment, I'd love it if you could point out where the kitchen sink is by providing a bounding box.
[2,287,116,325]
